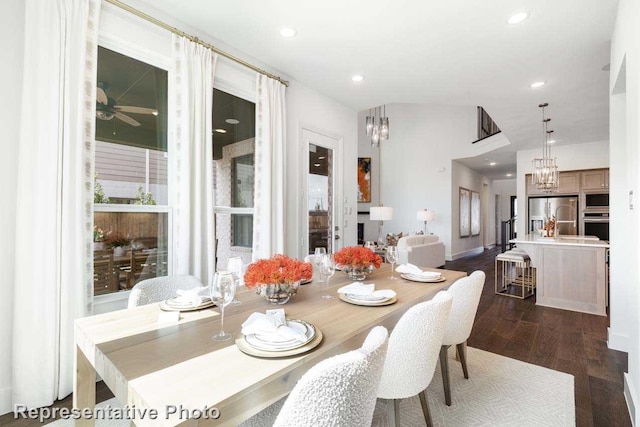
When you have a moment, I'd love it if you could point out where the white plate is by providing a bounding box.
[245,320,316,352]
[345,289,396,302]
[400,273,446,283]
[164,296,211,307]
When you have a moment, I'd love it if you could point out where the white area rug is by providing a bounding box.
[372,347,575,426]
[48,347,574,426]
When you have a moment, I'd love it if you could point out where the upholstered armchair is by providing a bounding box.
[396,235,445,268]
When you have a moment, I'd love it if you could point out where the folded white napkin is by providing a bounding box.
[395,263,442,278]
[174,287,210,306]
[241,312,308,342]
[337,282,375,296]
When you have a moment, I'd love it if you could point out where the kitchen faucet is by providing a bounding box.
[554,204,576,237]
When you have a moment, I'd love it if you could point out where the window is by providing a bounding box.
[93,46,170,295]
[212,88,256,268]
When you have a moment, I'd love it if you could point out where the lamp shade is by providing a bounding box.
[370,206,393,221]
[416,209,436,222]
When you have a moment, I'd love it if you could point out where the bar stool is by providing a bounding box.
[495,249,535,299]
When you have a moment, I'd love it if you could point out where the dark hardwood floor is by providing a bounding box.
[446,247,631,427]
[1,247,630,426]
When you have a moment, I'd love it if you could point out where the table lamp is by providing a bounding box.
[416,209,436,234]
[370,206,394,246]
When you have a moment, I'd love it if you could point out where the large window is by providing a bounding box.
[93,46,169,295]
[212,88,256,268]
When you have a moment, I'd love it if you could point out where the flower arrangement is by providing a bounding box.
[108,237,130,248]
[244,254,313,289]
[334,246,383,269]
[93,225,111,242]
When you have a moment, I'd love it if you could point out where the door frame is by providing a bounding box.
[298,123,344,258]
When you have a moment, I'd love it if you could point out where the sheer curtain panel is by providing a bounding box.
[172,35,217,284]
[13,0,100,407]
[252,75,286,260]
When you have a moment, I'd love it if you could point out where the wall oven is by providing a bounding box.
[583,211,609,241]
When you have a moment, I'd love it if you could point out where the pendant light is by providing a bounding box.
[531,103,560,193]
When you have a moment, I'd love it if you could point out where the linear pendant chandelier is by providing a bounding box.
[366,105,389,147]
[531,102,559,193]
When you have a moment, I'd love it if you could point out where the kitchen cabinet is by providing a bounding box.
[526,171,579,196]
[581,169,609,190]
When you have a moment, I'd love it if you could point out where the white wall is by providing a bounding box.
[451,161,486,258]
[515,140,610,238]
[609,0,640,422]
[0,0,25,414]
[285,81,358,258]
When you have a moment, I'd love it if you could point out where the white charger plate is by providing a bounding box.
[245,320,316,352]
[400,273,446,283]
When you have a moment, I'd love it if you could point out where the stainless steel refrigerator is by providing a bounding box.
[528,196,578,236]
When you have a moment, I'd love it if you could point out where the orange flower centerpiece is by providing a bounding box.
[244,254,313,304]
[334,246,383,281]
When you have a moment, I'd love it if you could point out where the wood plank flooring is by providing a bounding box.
[446,247,631,427]
[0,247,630,426]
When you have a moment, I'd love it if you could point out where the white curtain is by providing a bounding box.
[252,75,286,260]
[172,35,217,284]
[13,0,100,407]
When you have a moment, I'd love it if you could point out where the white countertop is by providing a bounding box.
[510,235,610,248]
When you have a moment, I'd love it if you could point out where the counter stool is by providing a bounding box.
[495,249,535,299]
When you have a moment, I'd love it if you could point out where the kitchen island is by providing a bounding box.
[510,235,609,316]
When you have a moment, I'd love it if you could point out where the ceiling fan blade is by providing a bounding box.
[114,105,158,115]
[114,111,141,127]
[96,87,108,105]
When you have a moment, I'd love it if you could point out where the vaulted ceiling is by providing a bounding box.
[128,0,618,179]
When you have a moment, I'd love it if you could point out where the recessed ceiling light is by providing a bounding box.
[489,162,497,166]
[547,139,556,144]
[214,129,227,133]
[602,63,611,71]
[351,74,364,83]
[225,118,240,125]
[530,81,546,88]
[280,27,297,38]
[507,12,529,25]
[506,173,513,177]
[151,110,158,116]
[314,163,321,167]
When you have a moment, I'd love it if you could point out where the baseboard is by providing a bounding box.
[0,386,12,416]
[484,243,496,250]
[624,373,636,426]
[450,247,485,261]
[608,327,629,352]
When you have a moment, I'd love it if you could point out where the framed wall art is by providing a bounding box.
[471,191,480,236]
[357,157,371,203]
[459,187,470,237]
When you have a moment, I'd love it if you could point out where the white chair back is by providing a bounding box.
[442,271,485,346]
[127,275,203,308]
[377,291,453,399]
[273,326,389,427]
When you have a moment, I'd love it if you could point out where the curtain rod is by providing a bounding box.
[104,0,290,87]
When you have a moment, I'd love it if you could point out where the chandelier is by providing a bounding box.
[531,102,559,193]
[365,105,389,147]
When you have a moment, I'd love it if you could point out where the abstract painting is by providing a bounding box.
[471,191,480,236]
[357,157,371,203]
[459,187,470,237]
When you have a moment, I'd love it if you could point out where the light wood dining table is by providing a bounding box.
[74,264,466,426]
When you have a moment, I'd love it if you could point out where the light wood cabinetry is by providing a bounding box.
[526,171,580,196]
[581,169,609,190]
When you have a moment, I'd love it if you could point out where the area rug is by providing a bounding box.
[371,347,575,426]
[48,347,574,426]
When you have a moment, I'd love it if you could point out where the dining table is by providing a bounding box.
[74,263,466,426]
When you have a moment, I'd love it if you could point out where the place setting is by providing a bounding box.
[396,263,446,283]
[159,286,214,311]
[236,308,323,358]
[337,282,397,306]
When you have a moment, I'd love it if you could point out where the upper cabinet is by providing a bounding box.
[581,169,609,190]
[526,171,580,196]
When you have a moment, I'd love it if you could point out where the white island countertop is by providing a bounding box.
[510,235,609,248]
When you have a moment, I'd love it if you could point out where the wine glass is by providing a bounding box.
[226,256,243,306]
[210,271,236,341]
[313,247,327,283]
[320,254,335,300]
[386,246,398,280]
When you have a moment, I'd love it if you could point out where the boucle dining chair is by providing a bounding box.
[240,326,389,427]
[127,275,203,308]
[439,270,486,405]
[377,291,453,427]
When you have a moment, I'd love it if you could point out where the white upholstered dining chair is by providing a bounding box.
[127,275,203,308]
[377,291,453,427]
[439,270,486,405]
[240,326,389,427]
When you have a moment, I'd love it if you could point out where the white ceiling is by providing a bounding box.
[131,0,618,179]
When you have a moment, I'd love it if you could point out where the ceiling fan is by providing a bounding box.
[96,81,158,127]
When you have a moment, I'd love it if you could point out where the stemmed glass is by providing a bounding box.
[226,256,243,306]
[313,247,327,283]
[320,254,335,300]
[210,271,236,341]
[386,246,398,280]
